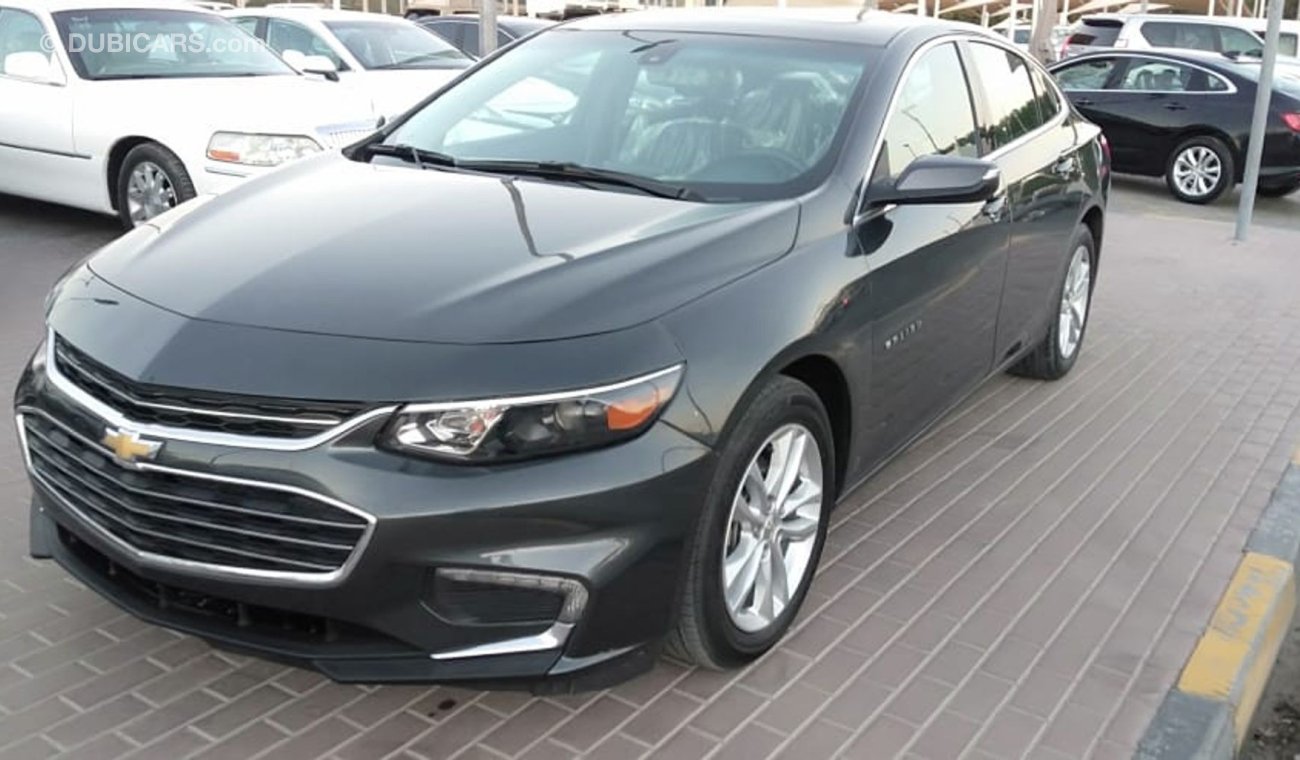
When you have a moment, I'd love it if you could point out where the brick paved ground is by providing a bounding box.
[0,184,1298,760]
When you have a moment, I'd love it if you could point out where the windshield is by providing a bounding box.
[324,20,471,70]
[52,9,293,80]
[381,30,871,202]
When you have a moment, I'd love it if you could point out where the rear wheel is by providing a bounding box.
[666,376,834,668]
[1165,136,1233,204]
[1010,226,1095,381]
[115,142,196,230]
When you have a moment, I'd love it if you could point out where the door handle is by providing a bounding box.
[1052,152,1078,179]
[1075,97,1094,106]
[1163,102,1187,111]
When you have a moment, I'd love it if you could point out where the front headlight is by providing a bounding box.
[380,365,684,463]
[206,132,322,166]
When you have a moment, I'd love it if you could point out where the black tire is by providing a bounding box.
[1258,180,1300,199]
[1010,225,1096,381]
[1164,135,1234,205]
[665,376,835,669]
[114,142,196,230]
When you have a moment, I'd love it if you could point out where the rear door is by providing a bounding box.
[965,40,1082,364]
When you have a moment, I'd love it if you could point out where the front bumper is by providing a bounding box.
[15,340,714,686]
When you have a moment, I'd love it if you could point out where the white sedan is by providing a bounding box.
[227,8,472,120]
[0,0,377,228]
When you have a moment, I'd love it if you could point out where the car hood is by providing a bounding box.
[82,75,376,139]
[89,152,801,344]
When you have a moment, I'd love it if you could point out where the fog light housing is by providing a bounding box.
[428,568,589,661]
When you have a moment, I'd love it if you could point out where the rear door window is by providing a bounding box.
[1217,25,1264,56]
[968,42,1046,149]
[1140,21,1217,52]
[1114,58,1198,92]
[1053,57,1117,90]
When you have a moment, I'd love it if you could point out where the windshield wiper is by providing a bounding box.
[452,160,705,201]
[361,143,458,169]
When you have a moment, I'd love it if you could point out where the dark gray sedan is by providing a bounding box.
[15,9,1107,688]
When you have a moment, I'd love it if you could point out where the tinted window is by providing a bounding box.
[1140,21,1216,52]
[873,43,979,184]
[969,43,1044,149]
[1054,57,1116,90]
[1218,25,1263,56]
[1068,20,1121,47]
[266,18,346,70]
[1115,58,1197,92]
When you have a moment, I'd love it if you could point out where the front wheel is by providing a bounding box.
[1010,226,1095,381]
[666,376,834,668]
[115,142,196,229]
[1165,136,1233,204]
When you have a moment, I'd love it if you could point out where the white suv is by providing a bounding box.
[1059,14,1289,61]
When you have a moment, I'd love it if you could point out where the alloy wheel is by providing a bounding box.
[1058,244,1091,360]
[721,423,824,633]
[1171,145,1222,199]
[126,161,178,225]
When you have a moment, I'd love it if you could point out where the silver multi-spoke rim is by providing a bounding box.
[1058,244,1091,360]
[721,423,824,633]
[1171,145,1222,199]
[126,161,178,225]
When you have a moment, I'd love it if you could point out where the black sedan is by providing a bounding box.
[1049,49,1300,203]
[15,9,1107,688]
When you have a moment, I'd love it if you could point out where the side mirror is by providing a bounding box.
[282,50,340,81]
[871,155,1001,206]
[3,52,64,85]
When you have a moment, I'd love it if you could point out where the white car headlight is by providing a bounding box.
[206,132,322,167]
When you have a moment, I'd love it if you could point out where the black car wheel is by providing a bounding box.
[1011,225,1096,381]
[667,376,834,668]
[115,142,196,230]
[1258,180,1300,198]
[1165,135,1234,204]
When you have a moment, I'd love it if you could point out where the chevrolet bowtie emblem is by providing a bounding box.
[102,428,162,464]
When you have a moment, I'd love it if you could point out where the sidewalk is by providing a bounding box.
[0,207,1297,759]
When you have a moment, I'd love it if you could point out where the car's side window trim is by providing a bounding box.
[962,39,1068,162]
[1051,52,1238,95]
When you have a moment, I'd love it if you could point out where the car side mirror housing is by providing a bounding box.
[282,50,340,81]
[3,52,65,85]
[871,155,1002,206]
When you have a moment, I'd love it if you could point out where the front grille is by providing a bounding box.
[54,336,369,439]
[23,413,370,576]
[59,528,408,653]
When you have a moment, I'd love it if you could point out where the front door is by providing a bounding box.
[855,41,1009,471]
[0,7,79,204]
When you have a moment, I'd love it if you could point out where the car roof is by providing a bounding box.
[562,8,971,46]
[228,7,411,22]
[1082,12,1256,26]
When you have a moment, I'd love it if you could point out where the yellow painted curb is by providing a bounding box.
[1177,552,1297,749]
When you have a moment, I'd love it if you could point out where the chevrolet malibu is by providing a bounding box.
[15,9,1108,688]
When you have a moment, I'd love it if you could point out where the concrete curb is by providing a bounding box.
[1136,446,1300,760]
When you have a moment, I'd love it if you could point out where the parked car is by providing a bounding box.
[0,0,376,228]
[227,8,472,118]
[1058,14,1291,61]
[1050,49,1300,202]
[418,13,554,57]
[17,8,1107,687]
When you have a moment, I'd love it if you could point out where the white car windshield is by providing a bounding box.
[382,30,871,202]
[324,20,470,70]
[52,9,295,80]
